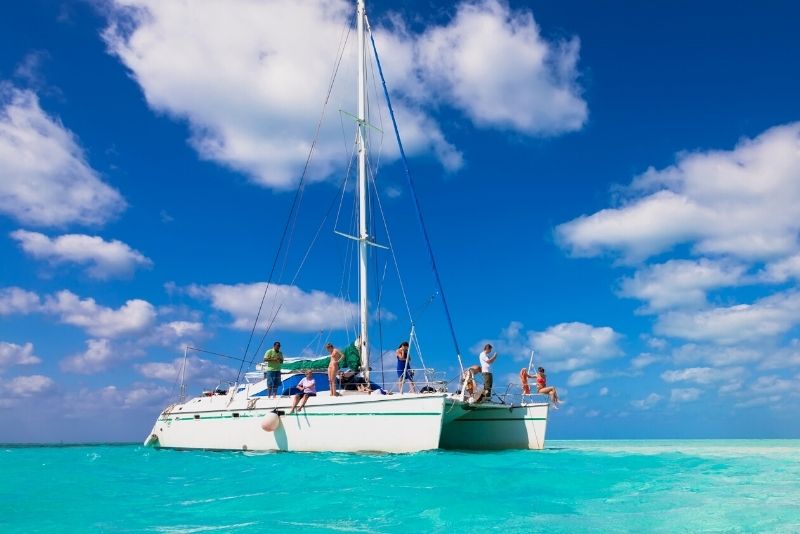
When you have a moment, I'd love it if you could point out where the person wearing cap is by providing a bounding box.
[263,341,284,398]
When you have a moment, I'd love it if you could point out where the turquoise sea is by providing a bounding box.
[2,440,799,533]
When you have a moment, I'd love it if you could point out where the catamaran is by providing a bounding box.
[144,0,549,453]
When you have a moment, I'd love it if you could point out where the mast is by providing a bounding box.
[356,0,370,381]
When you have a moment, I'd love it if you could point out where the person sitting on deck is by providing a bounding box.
[395,341,417,393]
[536,367,559,407]
[289,370,317,414]
[326,343,343,397]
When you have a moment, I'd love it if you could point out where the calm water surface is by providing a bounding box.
[2,440,799,533]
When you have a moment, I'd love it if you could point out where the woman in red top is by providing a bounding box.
[536,367,559,406]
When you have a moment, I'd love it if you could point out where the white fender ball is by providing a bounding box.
[261,412,280,432]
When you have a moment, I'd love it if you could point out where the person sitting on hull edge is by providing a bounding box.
[289,370,317,414]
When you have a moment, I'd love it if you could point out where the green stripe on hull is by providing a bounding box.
[454,417,547,422]
[173,411,441,421]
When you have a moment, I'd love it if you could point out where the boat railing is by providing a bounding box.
[452,370,551,405]
[391,367,448,393]
[494,384,551,406]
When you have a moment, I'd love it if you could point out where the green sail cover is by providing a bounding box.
[281,342,361,372]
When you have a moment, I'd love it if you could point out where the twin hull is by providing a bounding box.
[146,391,548,453]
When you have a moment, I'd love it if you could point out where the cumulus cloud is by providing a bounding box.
[661,366,744,385]
[136,355,237,387]
[723,375,799,409]
[655,290,800,345]
[63,383,172,413]
[102,0,585,188]
[671,343,762,367]
[60,338,117,374]
[0,287,41,315]
[759,253,800,283]
[43,290,157,338]
[0,341,41,370]
[631,392,662,410]
[188,282,357,332]
[10,230,152,279]
[567,369,600,387]
[619,259,746,313]
[479,321,622,372]
[556,123,800,262]
[412,0,586,134]
[670,388,701,403]
[530,322,623,372]
[0,85,125,226]
[759,339,800,370]
[7,374,55,397]
[630,353,662,370]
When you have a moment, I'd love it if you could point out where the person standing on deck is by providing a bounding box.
[478,344,498,402]
[396,341,417,393]
[263,341,283,398]
[326,343,343,397]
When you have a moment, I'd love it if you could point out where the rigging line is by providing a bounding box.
[245,164,353,371]
[188,346,250,364]
[237,21,353,381]
[367,18,464,375]
[366,40,386,179]
[367,158,414,324]
[334,133,358,232]
[374,257,389,389]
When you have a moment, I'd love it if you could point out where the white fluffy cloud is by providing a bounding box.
[63,384,172,412]
[44,290,157,338]
[661,366,744,385]
[0,287,41,315]
[412,0,586,134]
[631,392,662,410]
[8,374,55,397]
[481,321,622,372]
[0,86,125,226]
[10,230,152,279]
[136,355,237,387]
[530,322,622,372]
[60,338,116,374]
[0,341,41,370]
[670,388,701,403]
[655,290,800,345]
[619,259,746,313]
[103,0,586,188]
[188,282,357,333]
[557,123,800,262]
[630,353,662,370]
[759,253,800,283]
[671,343,762,367]
[567,368,600,387]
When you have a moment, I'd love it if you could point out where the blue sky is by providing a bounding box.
[1,0,799,442]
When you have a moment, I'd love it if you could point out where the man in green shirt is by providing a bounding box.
[263,341,284,398]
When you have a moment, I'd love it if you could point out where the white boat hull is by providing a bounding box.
[440,400,549,450]
[146,391,448,453]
